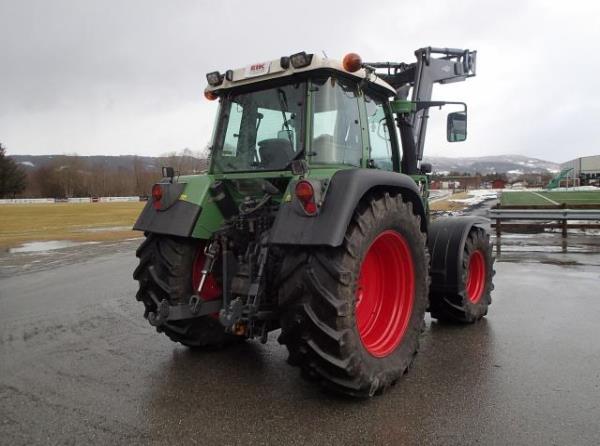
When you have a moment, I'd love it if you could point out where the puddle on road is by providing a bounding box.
[0,238,141,279]
[9,240,100,254]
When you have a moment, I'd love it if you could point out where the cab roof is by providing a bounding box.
[205,52,397,97]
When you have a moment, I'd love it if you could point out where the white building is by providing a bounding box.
[561,155,600,184]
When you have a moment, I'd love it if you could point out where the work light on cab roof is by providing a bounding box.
[289,51,312,68]
[206,71,223,87]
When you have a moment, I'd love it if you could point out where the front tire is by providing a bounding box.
[278,192,429,397]
[429,227,494,323]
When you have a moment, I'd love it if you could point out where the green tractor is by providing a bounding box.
[133,47,494,397]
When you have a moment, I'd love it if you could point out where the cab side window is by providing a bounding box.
[222,102,244,156]
[311,77,362,167]
[365,95,393,171]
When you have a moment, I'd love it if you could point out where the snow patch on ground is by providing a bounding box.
[429,190,452,202]
[448,189,499,205]
[549,186,599,192]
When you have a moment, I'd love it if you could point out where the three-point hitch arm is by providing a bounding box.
[364,47,477,174]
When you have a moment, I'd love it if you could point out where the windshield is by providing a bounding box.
[211,82,306,173]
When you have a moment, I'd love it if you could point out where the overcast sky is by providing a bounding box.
[1,0,599,162]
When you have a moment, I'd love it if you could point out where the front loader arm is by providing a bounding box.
[367,47,476,174]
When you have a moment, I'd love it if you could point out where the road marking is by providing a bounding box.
[531,192,560,205]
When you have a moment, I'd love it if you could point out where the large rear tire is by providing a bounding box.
[429,227,494,323]
[133,234,241,348]
[278,192,429,397]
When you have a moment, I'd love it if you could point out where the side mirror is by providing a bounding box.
[420,163,432,174]
[447,111,467,142]
[161,166,175,179]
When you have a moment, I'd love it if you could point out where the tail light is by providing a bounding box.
[152,184,163,209]
[295,180,318,215]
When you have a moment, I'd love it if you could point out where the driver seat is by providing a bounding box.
[258,138,294,168]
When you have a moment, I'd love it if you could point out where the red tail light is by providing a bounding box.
[295,180,313,201]
[152,184,163,209]
[295,180,318,215]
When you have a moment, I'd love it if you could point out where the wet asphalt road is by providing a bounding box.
[1,245,600,445]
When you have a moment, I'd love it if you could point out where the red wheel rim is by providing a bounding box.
[355,230,415,358]
[466,250,485,303]
[192,246,221,312]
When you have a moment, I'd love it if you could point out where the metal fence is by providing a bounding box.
[0,196,143,205]
[488,207,600,254]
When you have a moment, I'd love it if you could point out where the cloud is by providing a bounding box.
[0,0,599,162]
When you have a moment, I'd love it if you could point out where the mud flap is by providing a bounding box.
[133,199,201,237]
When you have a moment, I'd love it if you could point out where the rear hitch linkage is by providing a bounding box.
[147,241,224,327]
[148,297,223,327]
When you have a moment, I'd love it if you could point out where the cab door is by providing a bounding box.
[363,93,401,172]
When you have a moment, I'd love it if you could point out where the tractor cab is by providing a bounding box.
[204,49,476,178]
[204,52,399,175]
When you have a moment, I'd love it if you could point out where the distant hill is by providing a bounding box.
[423,154,560,175]
[10,154,207,172]
[10,153,560,175]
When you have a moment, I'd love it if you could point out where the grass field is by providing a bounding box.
[501,190,600,207]
[0,202,145,249]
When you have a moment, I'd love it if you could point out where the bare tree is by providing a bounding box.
[160,148,207,175]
